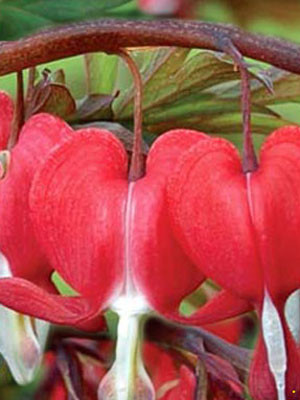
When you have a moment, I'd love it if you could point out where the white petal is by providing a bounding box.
[0,252,50,384]
[262,289,287,400]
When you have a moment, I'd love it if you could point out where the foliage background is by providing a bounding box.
[0,0,299,398]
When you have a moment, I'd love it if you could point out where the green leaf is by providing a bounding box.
[0,6,50,40]
[218,68,300,105]
[25,68,76,120]
[252,68,300,105]
[72,94,116,122]
[84,53,120,95]
[114,47,190,118]
[9,0,131,22]
[0,0,131,39]
[51,271,78,296]
[113,49,294,139]
[33,83,76,118]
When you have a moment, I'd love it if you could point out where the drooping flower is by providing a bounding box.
[167,126,300,399]
[0,103,287,398]
[0,118,245,397]
[0,95,104,383]
[0,92,53,384]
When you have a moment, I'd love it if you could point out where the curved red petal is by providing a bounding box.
[249,318,300,400]
[165,365,196,400]
[165,289,252,326]
[131,129,207,312]
[0,277,104,331]
[30,128,128,305]
[0,91,13,150]
[146,128,208,178]
[0,113,72,286]
[167,138,263,302]
[250,126,300,298]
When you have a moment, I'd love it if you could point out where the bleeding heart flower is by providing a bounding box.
[0,95,104,383]
[0,108,105,331]
[3,122,240,325]
[167,126,300,400]
[0,119,206,396]
[0,110,253,397]
[0,92,52,384]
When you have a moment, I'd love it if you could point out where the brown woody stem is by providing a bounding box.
[8,71,24,149]
[219,38,258,173]
[0,20,299,76]
[118,49,145,181]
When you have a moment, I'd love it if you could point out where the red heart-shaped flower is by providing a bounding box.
[167,126,300,399]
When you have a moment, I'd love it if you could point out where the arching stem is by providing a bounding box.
[220,38,258,173]
[118,50,144,182]
[8,71,25,150]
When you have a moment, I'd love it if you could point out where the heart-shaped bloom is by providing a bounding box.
[0,96,105,383]
[0,127,208,320]
[0,92,55,384]
[0,119,244,397]
[167,126,300,399]
[0,110,105,331]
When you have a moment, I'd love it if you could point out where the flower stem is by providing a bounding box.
[219,38,258,173]
[118,50,145,182]
[8,71,24,150]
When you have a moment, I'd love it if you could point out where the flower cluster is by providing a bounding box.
[0,87,299,400]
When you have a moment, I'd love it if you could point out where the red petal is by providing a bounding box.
[168,126,300,302]
[165,289,252,326]
[0,91,13,149]
[249,318,300,400]
[144,342,196,399]
[144,343,178,390]
[0,114,72,287]
[0,277,104,331]
[250,125,300,298]
[167,138,263,302]
[146,129,208,179]
[165,365,196,400]
[30,128,128,305]
[131,129,207,312]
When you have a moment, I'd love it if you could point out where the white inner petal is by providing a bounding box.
[0,251,49,384]
[262,289,287,400]
[98,182,153,399]
[285,289,300,343]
